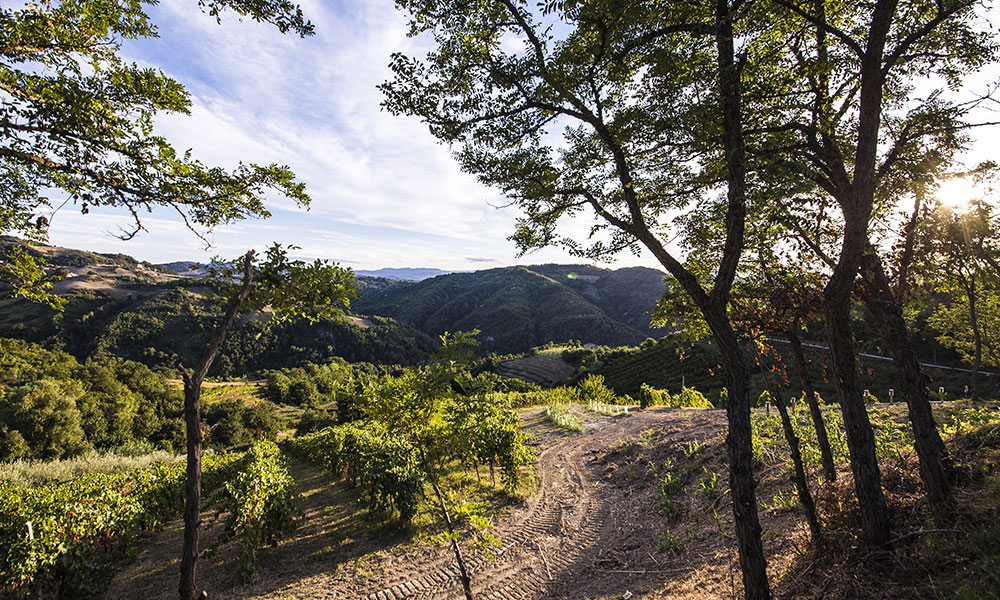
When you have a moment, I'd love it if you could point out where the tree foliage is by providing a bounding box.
[0,0,313,241]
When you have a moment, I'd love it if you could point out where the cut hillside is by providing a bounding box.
[354,265,651,354]
[496,349,576,386]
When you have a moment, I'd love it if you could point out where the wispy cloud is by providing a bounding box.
[44,0,660,272]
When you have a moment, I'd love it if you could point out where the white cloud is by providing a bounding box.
[43,0,663,272]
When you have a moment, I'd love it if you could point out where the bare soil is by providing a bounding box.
[104,406,820,600]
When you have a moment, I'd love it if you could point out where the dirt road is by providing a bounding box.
[106,407,805,600]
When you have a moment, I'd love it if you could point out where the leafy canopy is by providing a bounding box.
[203,243,358,324]
[0,0,314,303]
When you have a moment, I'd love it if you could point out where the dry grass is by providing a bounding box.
[0,447,182,487]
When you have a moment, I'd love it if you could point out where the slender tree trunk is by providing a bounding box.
[178,379,204,600]
[431,480,474,600]
[858,248,953,524]
[754,349,822,542]
[894,189,923,300]
[710,1,770,595]
[962,273,982,402]
[788,319,837,482]
[178,256,255,600]
[818,0,897,549]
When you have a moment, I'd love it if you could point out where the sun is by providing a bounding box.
[935,176,979,210]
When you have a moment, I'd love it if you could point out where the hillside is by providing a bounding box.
[0,240,437,374]
[528,264,669,336]
[354,264,667,354]
[0,240,676,371]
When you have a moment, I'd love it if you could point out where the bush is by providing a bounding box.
[203,399,284,448]
[578,374,619,405]
[639,384,713,409]
[0,380,89,461]
[287,379,318,407]
[295,407,338,437]
[213,441,299,582]
[265,372,291,403]
[289,423,423,521]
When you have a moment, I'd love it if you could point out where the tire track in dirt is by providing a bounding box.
[359,410,630,600]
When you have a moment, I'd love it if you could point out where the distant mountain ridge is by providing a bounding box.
[0,238,671,365]
[353,267,456,281]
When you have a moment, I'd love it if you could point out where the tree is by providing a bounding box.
[760,0,996,537]
[0,0,314,294]
[177,244,356,600]
[0,379,88,460]
[382,2,773,596]
[918,199,1000,400]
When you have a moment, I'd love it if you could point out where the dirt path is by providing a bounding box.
[106,407,806,600]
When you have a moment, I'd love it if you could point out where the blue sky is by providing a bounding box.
[44,0,647,271]
[42,1,998,271]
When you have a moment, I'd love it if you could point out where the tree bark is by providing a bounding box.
[705,308,770,600]
[788,319,837,482]
[178,255,255,600]
[431,480,474,600]
[754,348,822,542]
[823,284,891,547]
[858,248,953,525]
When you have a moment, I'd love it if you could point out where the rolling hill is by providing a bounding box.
[354,264,669,354]
[0,240,672,371]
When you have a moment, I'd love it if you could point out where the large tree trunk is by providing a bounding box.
[178,256,255,600]
[858,248,953,524]
[754,348,822,542]
[705,309,770,600]
[824,259,891,547]
[788,319,837,482]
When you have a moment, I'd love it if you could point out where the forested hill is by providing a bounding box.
[0,240,438,375]
[354,264,669,353]
[0,240,670,371]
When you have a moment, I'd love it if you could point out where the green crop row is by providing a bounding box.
[0,452,240,598]
[287,423,423,521]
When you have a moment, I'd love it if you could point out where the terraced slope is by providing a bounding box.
[496,353,576,387]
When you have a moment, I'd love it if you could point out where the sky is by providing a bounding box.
[43,0,653,272]
[40,1,999,272]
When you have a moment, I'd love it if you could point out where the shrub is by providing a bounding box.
[289,423,423,521]
[578,374,619,405]
[639,384,713,409]
[265,372,291,404]
[295,407,337,437]
[212,441,299,582]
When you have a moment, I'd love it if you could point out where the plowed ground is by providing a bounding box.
[104,407,815,600]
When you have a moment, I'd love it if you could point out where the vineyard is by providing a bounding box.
[496,352,575,386]
[0,441,299,598]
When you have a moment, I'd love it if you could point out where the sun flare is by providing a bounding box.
[935,177,979,210]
